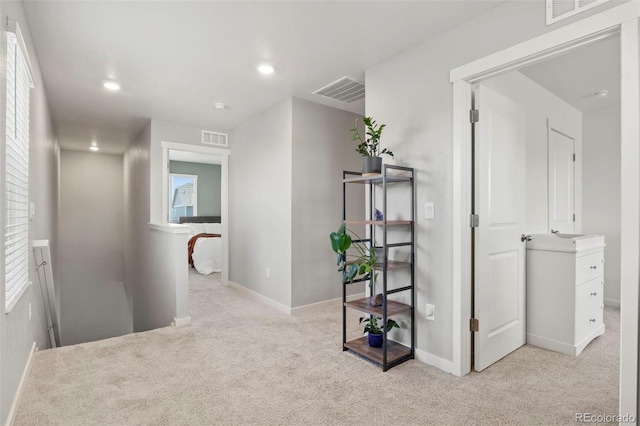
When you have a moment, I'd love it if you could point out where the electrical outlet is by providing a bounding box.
[28,303,32,321]
[266,267,271,278]
[425,303,435,321]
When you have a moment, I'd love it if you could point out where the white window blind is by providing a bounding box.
[5,22,34,312]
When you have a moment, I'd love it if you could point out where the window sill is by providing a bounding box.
[5,280,31,313]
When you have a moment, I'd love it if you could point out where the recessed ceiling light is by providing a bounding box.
[592,89,609,98]
[257,63,276,75]
[90,146,99,152]
[214,103,229,110]
[103,81,120,91]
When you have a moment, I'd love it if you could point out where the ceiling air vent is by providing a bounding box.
[546,0,611,25]
[202,130,228,147]
[313,76,365,103]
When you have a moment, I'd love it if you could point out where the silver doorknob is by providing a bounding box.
[521,234,531,242]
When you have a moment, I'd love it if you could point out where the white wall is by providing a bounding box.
[58,150,131,345]
[582,104,621,306]
[482,71,583,234]
[229,99,293,307]
[124,121,192,332]
[229,98,363,309]
[365,0,620,367]
[0,1,60,422]
[291,98,363,307]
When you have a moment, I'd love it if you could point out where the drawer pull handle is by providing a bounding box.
[589,318,596,323]
[590,266,597,270]
[590,292,597,296]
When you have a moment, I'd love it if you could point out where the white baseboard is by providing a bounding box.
[227,281,291,314]
[6,342,37,426]
[290,293,366,316]
[604,298,620,308]
[414,347,456,375]
[227,281,364,316]
[172,316,192,327]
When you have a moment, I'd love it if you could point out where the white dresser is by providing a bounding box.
[526,234,605,356]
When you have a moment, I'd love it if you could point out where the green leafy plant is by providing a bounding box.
[350,116,394,158]
[329,223,377,287]
[359,316,399,335]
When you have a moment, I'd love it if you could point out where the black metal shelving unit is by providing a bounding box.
[341,164,415,371]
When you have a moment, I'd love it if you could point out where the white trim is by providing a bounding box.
[619,17,639,422]
[450,1,639,83]
[290,293,366,316]
[450,4,639,420]
[227,281,291,314]
[415,348,456,375]
[604,298,620,309]
[451,80,473,377]
[172,316,192,327]
[6,342,37,426]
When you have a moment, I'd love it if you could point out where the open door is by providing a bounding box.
[473,85,526,371]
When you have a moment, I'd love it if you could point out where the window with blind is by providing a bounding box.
[5,24,34,312]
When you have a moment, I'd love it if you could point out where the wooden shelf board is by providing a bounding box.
[344,220,412,226]
[373,260,411,270]
[343,174,412,185]
[344,336,412,365]
[345,298,411,316]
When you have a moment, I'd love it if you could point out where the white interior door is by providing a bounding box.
[474,85,526,372]
[548,124,575,233]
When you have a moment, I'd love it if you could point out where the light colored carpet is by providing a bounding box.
[15,270,619,425]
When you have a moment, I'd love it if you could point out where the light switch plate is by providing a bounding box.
[424,202,435,220]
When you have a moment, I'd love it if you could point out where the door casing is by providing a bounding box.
[450,2,640,420]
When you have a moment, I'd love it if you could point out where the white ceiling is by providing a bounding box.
[22,0,508,154]
[519,34,620,112]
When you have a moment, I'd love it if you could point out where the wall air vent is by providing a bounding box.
[201,130,228,147]
[546,0,611,25]
[313,76,365,103]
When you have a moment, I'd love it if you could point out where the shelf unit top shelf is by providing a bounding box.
[343,173,412,185]
[344,220,412,226]
[344,336,412,366]
[345,298,411,317]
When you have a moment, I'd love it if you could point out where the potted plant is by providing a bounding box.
[350,116,394,175]
[330,223,383,306]
[360,316,400,347]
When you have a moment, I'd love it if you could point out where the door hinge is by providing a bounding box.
[573,213,576,222]
[470,109,479,123]
[470,214,480,228]
[470,318,479,332]
[573,153,576,162]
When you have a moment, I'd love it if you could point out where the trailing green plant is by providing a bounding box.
[359,316,400,335]
[329,223,377,286]
[350,116,394,158]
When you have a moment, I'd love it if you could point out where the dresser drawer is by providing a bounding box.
[575,251,604,284]
[575,278,604,341]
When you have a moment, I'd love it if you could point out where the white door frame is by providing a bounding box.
[161,140,231,285]
[450,1,640,420]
